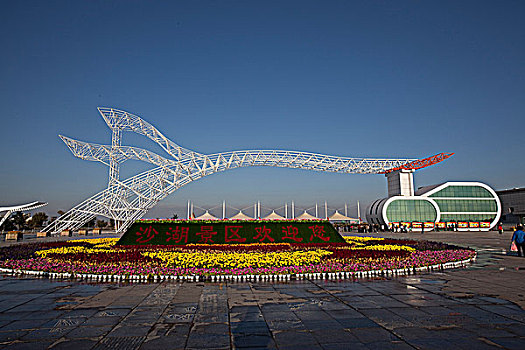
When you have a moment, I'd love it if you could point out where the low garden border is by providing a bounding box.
[0,255,475,283]
[0,222,477,284]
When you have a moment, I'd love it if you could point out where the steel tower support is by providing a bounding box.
[43,107,452,235]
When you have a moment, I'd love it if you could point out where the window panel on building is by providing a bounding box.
[430,186,493,198]
[434,199,497,213]
[386,199,437,223]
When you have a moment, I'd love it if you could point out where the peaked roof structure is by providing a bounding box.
[329,210,358,222]
[263,210,285,220]
[194,210,218,220]
[296,211,319,220]
[229,210,254,221]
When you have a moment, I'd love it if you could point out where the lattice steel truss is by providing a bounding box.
[43,107,448,235]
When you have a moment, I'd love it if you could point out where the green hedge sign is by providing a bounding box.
[117,220,345,246]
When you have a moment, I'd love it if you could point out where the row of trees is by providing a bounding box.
[0,211,116,231]
[1,211,180,231]
[0,212,49,231]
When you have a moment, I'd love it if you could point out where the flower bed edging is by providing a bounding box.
[0,253,476,284]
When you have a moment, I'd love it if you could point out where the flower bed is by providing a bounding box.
[0,236,476,282]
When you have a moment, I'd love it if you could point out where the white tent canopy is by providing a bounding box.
[194,210,219,220]
[296,211,319,220]
[229,210,254,221]
[329,210,358,222]
[263,210,285,220]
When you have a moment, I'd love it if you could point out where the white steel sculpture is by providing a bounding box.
[0,201,48,228]
[43,107,450,235]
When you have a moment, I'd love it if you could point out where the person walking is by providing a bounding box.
[497,223,503,235]
[511,224,525,257]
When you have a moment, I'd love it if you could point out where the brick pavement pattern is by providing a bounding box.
[0,231,524,349]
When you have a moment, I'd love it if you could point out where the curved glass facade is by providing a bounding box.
[429,185,493,198]
[367,182,501,230]
[434,199,497,212]
[385,199,437,223]
[429,185,498,224]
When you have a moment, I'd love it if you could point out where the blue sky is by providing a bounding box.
[1,1,524,219]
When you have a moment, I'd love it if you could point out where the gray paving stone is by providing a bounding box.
[263,311,300,321]
[82,316,122,326]
[162,313,194,323]
[228,305,260,313]
[393,326,434,340]
[311,328,358,344]
[140,335,187,350]
[187,332,230,348]
[19,310,65,320]
[267,319,306,331]
[405,337,458,350]
[231,320,270,335]
[166,323,192,337]
[41,317,87,328]
[166,304,199,314]
[230,311,263,322]
[448,337,507,350]
[365,340,414,350]
[326,308,366,319]
[488,337,525,350]
[0,329,28,343]
[300,319,343,330]
[0,231,524,349]
[62,308,100,318]
[191,322,229,334]
[107,324,151,337]
[278,344,323,350]
[359,308,412,329]
[350,327,401,343]
[336,317,381,329]
[0,319,50,331]
[193,312,228,323]
[260,303,290,312]
[321,343,368,350]
[0,312,32,321]
[21,326,74,341]
[273,330,319,346]
[294,310,333,321]
[94,308,131,317]
[50,338,100,350]
[65,325,113,339]
[3,340,56,349]
[232,334,276,348]
[93,336,146,350]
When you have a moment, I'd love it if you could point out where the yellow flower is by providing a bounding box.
[344,236,385,244]
[141,249,332,269]
[350,244,415,252]
[73,238,119,248]
[35,245,121,258]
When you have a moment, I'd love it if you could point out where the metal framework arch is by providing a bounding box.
[43,107,451,235]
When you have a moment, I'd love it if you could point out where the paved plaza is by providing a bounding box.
[0,231,524,349]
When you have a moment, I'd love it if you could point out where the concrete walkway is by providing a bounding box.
[0,231,523,349]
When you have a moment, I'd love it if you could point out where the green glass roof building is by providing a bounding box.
[366,182,501,231]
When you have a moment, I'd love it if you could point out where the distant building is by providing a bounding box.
[496,187,525,225]
[366,175,501,231]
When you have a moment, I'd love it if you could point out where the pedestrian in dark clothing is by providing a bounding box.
[511,225,525,257]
